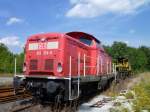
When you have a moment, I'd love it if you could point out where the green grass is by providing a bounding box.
[106,72,150,112]
[0,73,14,77]
[132,73,150,112]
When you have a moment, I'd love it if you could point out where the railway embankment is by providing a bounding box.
[79,72,150,112]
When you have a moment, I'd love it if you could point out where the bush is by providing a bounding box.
[132,74,150,112]
[125,91,134,99]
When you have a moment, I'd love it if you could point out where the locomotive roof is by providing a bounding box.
[28,32,100,44]
[66,32,100,44]
[28,33,63,40]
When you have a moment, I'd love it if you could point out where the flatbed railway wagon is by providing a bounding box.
[14,32,115,102]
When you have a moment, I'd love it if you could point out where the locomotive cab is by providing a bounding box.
[15,33,67,101]
[24,34,64,77]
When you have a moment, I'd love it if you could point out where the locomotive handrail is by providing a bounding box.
[84,55,110,76]
[100,57,103,74]
[107,61,109,74]
[112,63,117,81]
[84,54,99,76]
[84,54,86,77]
[68,53,113,100]
[69,56,72,100]
[106,60,112,75]
[77,53,80,98]
[69,53,80,100]
[96,56,99,76]
[83,55,112,76]
[14,58,17,77]
[109,61,112,74]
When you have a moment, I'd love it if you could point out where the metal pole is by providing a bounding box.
[107,61,108,74]
[14,58,16,76]
[114,65,117,82]
[84,54,86,77]
[101,57,103,73]
[69,56,72,77]
[113,63,114,73]
[97,56,99,76]
[77,53,80,97]
[110,62,112,74]
[69,56,72,100]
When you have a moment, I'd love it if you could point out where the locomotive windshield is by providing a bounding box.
[79,37,92,46]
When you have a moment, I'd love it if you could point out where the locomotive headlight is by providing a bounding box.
[23,63,26,72]
[57,63,63,73]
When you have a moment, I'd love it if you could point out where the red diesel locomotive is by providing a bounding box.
[14,32,114,101]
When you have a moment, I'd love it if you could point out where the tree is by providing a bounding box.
[139,46,150,70]
[127,47,148,71]
[111,41,128,59]
[0,43,14,73]
[103,42,150,71]
[15,52,24,73]
[103,45,112,56]
[0,43,24,74]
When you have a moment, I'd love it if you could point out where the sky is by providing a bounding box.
[0,0,150,53]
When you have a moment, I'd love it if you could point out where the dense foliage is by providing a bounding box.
[104,41,150,72]
[0,41,150,74]
[133,76,150,111]
[0,43,24,74]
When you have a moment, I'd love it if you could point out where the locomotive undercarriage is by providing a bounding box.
[14,77,65,102]
[13,74,114,102]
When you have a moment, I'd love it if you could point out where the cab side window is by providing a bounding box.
[79,37,92,46]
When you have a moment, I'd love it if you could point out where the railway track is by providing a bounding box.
[0,86,32,104]
[0,87,79,112]
[11,103,36,112]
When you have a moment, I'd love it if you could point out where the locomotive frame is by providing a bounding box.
[14,32,117,102]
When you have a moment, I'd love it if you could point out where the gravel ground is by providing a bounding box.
[0,73,149,112]
[78,95,113,112]
[0,100,23,112]
[0,77,13,87]
[0,102,15,112]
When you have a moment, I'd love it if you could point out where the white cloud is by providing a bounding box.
[6,17,23,25]
[0,36,21,47]
[66,0,149,18]
[0,36,23,53]
[124,40,129,44]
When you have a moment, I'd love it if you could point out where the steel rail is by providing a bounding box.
[0,93,31,104]
[11,103,36,112]
[0,86,32,104]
